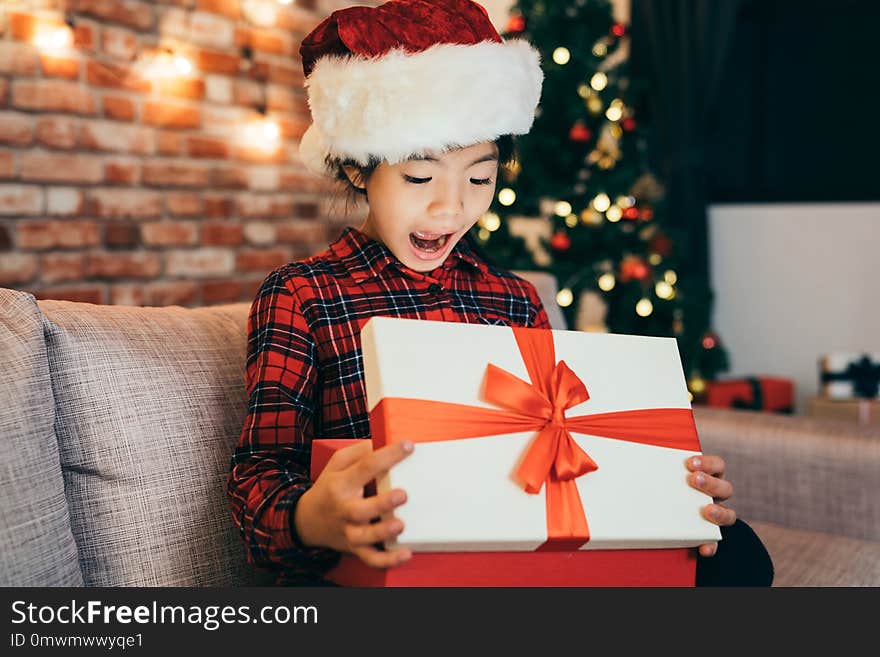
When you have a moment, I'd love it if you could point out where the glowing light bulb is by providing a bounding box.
[478,228,490,241]
[173,55,193,75]
[498,188,516,206]
[690,376,706,394]
[554,201,572,217]
[556,288,574,307]
[636,298,653,317]
[592,42,607,57]
[565,214,578,227]
[605,205,622,222]
[591,193,611,213]
[261,120,280,140]
[552,47,571,65]
[480,212,501,232]
[34,26,72,51]
[590,72,608,91]
[577,84,591,99]
[605,105,623,121]
[598,273,615,291]
[655,281,674,299]
[648,253,662,265]
[581,209,602,225]
[664,270,678,285]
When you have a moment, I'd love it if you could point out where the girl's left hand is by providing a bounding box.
[687,454,736,557]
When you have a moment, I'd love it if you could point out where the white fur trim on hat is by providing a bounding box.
[298,39,543,176]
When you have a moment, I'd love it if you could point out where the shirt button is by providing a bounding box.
[428,283,443,295]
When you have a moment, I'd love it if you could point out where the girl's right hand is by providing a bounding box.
[294,440,414,569]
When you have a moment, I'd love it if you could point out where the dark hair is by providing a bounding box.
[328,135,518,205]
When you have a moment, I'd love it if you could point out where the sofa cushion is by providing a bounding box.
[0,289,83,586]
[39,299,270,586]
[749,520,880,587]
[694,407,880,541]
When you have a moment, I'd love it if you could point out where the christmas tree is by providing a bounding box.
[474,0,729,392]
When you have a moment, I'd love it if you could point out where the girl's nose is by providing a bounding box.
[428,183,464,218]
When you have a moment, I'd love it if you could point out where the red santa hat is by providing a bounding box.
[297,0,543,176]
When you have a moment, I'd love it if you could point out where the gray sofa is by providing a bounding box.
[2,282,878,587]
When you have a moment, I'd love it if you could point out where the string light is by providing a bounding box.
[564,214,578,227]
[243,115,281,151]
[577,84,590,99]
[655,281,674,299]
[605,205,622,222]
[605,105,623,121]
[498,188,516,206]
[592,42,607,57]
[33,24,73,51]
[648,253,662,265]
[479,212,501,232]
[174,55,193,75]
[689,376,706,394]
[552,47,571,65]
[664,270,678,285]
[478,228,490,241]
[635,298,653,317]
[580,209,602,225]
[590,72,608,91]
[554,201,572,217]
[140,48,194,79]
[597,272,615,291]
[556,288,574,307]
[591,193,611,212]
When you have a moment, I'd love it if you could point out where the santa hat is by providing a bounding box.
[297,0,543,176]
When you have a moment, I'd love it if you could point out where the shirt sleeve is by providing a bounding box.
[227,268,340,580]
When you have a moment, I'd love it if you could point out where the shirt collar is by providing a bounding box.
[329,226,489,284]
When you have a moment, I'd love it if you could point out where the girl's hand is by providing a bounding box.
[295,440,414,568]
[687,454,736,557]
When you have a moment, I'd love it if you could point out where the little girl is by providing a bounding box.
[227,0,770,586]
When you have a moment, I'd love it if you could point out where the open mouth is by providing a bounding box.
[409,231,454,257]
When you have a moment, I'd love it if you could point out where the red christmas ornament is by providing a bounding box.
[623,207,640,220]
[611,23,627,37]
[622,117,637,131]
[568,121,592,142]
[506,14,526,34]
[702,334,718,350]
[550,230,571,251]
[619,256,650,282]
[649,233,673,257]
[639,208,654,221]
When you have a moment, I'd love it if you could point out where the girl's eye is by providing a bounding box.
[403,175,494,185]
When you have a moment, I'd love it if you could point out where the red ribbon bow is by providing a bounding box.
[370,327,700,549]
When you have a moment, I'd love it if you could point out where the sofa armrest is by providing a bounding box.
[693,407,880,541]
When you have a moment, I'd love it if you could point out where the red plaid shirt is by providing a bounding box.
[227,226,551,584]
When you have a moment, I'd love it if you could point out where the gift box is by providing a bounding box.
[310,318,719,586]
[703,377,794,413]
[807,396,880,426]
[311,440,699,587]
[819,353,880,400]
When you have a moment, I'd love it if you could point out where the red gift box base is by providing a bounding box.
[327,549,697,587]
[312,439,698,587]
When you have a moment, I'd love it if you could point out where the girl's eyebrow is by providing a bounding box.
[406,153,499,167]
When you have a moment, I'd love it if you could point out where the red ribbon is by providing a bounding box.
[370,327,700,549]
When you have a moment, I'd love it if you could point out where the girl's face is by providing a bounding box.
[347,141,499,273]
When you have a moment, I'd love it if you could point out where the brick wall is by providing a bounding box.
[0,0,369,307]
